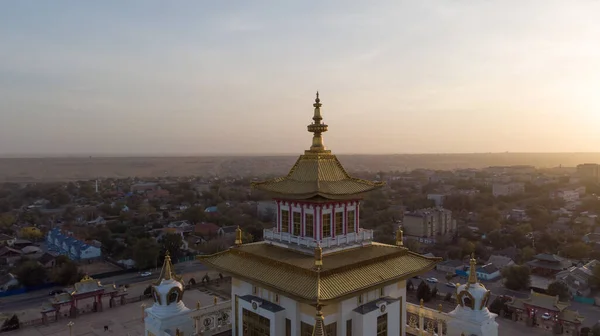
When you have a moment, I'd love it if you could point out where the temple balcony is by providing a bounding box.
[262,228,374,250]
[183,300,456,336]
[189,300,232,336]
[405,302,450,336]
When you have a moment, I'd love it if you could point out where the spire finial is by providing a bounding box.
[468,253,477,285]
[307,92,328,152]
[235,226,243,246]
[163,251,173,281]
[396,228,404,246]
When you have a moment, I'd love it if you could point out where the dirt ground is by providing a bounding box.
[78,262,122,276]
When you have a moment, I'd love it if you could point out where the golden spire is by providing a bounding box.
[468,253,477,285]
[163,251,173,280]
[307,91,329,153]
[235,226,243,246]
[155,251,180,284]
[396,228,403,246]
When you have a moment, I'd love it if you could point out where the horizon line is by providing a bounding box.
[1,151,600,159]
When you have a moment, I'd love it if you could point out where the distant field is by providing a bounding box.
[0,153,599,182]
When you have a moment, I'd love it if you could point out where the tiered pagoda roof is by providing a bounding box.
[199,240,439,304]
[251,92,384,200]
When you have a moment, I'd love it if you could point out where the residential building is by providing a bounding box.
[556,260,599,297]
[218,225,238,237]
[492,182,525,197]
[46,228,102,261]
[196,94,445,336]
[467,263,501,281]
[402,208,456,239]
[436,260,465,274]
[576,163,599,183]
[427,194,446,207]
[487,255,515,270]
[551,187,584,203]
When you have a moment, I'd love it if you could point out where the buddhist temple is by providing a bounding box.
[197,93,441,336]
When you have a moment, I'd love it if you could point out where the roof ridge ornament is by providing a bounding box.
[312,243,327,336]
[396,228,403,246]
[307,91,329,153]
[235,226,243,246]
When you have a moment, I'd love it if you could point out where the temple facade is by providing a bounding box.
[197,93,441,336]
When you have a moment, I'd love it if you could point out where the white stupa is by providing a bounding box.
[144,252,194,336]
[447,254,499,336]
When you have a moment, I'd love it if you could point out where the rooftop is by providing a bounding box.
[197,241,439,304]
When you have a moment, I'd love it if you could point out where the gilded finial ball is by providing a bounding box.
[420,298,424,307]
[214,296,218,305]
[438,303,443,312]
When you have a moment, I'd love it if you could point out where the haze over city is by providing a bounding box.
[1,1,599,156]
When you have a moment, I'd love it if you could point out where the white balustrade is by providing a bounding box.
[262,228,374,249]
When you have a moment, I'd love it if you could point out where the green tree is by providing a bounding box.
[14,260,47,287]
[1,315,19,331]
[547,281,570,301]
[160,233,183,260]
[501,265,531,291]
[50,260,82,286]
[405,239,421,252]
[560,242,591,260]
[133,238,160,270]
[181,206,206,224]
[521,246,536,263]
[589,263,600,289]
[416,281,432,302]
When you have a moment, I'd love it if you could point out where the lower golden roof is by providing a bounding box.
[197,242,440,303]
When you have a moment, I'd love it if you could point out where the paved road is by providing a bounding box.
[0,261,208,313]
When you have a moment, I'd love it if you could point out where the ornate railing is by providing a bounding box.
[191,300,232,336]
[406,302,450,336]
[263,228,374,248]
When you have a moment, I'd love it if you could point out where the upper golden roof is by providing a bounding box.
[197,241,440,304]
[251,92,384,200]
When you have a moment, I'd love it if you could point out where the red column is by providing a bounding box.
[301,204,305,236]
[343,202,348,235]
[355,201,360,232]
[289,203,293,234]
[316,205,321,241]
[276,200,281,232]
[331,204,336,239]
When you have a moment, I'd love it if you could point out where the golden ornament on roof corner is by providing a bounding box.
[235,226,243,246]
[396,229,403,246]
[314,244,323,268]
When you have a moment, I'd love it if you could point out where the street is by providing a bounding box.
[0,260,208,313]
[418,269,600,328]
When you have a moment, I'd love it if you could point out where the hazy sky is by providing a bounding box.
[1,1,600,156]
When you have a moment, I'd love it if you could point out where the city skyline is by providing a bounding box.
[1,1,600,156]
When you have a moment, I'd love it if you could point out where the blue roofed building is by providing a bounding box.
[46,228,101,261]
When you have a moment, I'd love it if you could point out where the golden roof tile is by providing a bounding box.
[197,242,440,303]
[251,93,384,199]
